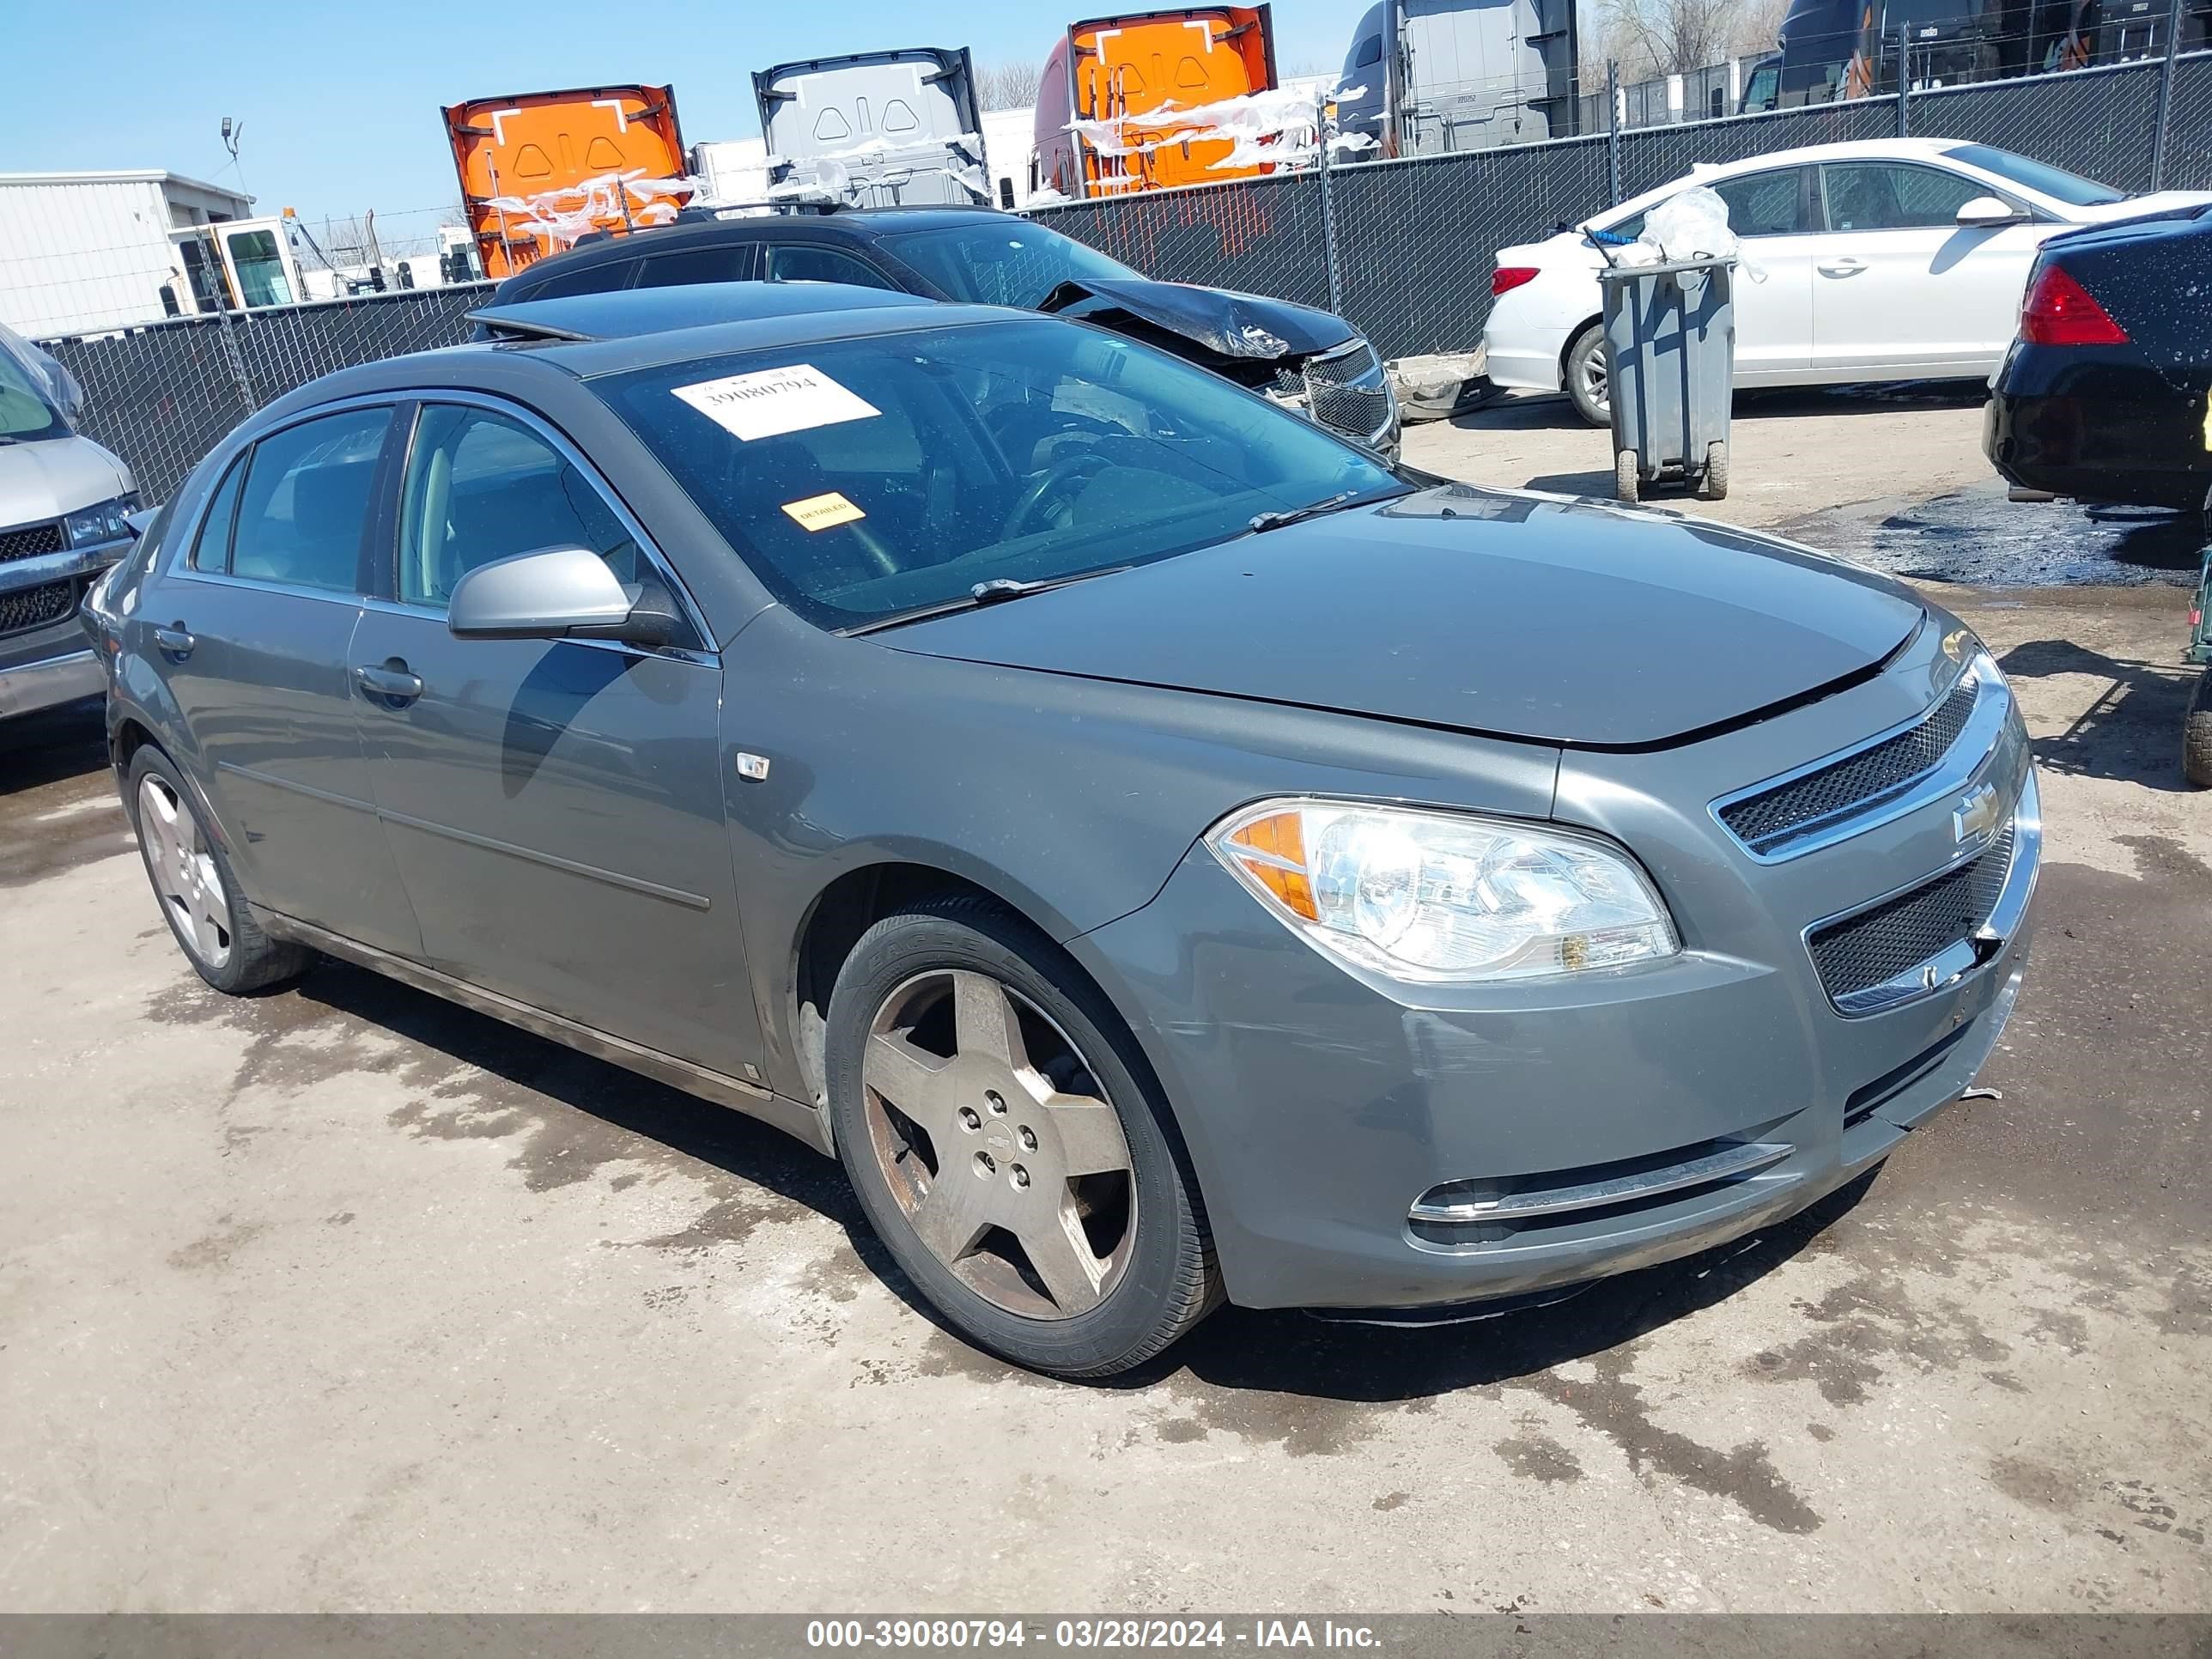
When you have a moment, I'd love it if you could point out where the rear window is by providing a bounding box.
[519,258,639,301]
[1943,144,2124,207]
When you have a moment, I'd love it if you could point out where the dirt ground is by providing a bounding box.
[2,394,2207,1613]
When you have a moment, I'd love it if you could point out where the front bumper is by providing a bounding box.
[0,645,105,719]
[1073,643,2039,1311]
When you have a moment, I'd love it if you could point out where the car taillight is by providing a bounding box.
[1492,266,1540,297]
[2020,264,2128,346]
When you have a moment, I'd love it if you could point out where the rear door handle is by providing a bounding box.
[354,661,425,708]
[153,624,196,658]
[1818,258,1868,276]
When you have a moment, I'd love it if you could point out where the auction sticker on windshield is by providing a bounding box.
[781,490,866,532]
[672,364,880,442]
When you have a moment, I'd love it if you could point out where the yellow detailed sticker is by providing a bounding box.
[781,490,866,532]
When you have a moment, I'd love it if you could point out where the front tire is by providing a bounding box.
[1565,323,1610,428]
[825,896,1218,1377]
[126,746,312,994]
[2185,667,2212,789]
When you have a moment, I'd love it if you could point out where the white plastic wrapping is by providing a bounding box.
[762,132,991,205]
[1639,185,1738,261]
[1066,82,1376,178]
[484,169,698,254]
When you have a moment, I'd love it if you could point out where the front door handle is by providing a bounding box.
[153,623,195,658]
[1818,258,1868,276]
[354,660,425,708]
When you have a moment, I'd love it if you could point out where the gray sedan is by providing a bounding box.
[85,283,2039,1377]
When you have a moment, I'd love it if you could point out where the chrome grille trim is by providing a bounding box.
[1410,1138,1794,1224]
[1804,765,2042,1018]
[1711,655,2010,863]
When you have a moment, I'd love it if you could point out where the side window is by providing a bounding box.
[1354,34,1382,66]
[635,243,753,289]
[397,406,644,609]
[228,408,391,592]
[188,455,247,571]
[1821,163,1988,231]
[764,245,899,289]
[1711,170,1805,237]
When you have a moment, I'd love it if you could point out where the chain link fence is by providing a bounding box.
[38,284,493,504]
[33,51,2212,504]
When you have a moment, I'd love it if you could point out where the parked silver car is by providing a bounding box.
[86,283,2039,1376]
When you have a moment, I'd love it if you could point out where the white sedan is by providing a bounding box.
[1483,137,2212,426]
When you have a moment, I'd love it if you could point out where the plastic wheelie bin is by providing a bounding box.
[1596,254,1736,503]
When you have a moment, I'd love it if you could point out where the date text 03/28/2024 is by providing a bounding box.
[803,1620,1382,1649]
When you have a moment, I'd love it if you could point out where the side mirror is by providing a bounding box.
[1956,195,2023,228]
[447,545,678,647]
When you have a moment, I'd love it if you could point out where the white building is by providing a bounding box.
[0,170,268,338]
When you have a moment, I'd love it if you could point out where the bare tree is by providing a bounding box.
[1599,0,1741,76]
[976,60,1042,111]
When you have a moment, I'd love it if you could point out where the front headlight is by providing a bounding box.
[64,493,140,548]
[1206,799,1679,985]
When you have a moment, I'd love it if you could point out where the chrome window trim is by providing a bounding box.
[392,391,717,654]
[355,594,719,669]
[1710,654,2008,863]
[1804,764,2042,1019]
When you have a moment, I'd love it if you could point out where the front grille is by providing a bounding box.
[1720,673,1980,854]
[1275,340,1394,446]
[1808,817,2015,1004]
[0,578,78,638]
[0,520,65,565]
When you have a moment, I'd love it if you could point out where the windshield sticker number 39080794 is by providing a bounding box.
[672,363,882,443]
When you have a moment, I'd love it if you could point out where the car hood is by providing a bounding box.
[1036,276,1356,362]
[884,486,1924,749]
[0,434,133,524]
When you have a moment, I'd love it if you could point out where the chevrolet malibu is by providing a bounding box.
[85,283,2039,1377]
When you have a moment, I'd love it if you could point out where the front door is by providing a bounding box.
[148,405,422,955]
[346,400,763,1078]
[1807,161,2046,375]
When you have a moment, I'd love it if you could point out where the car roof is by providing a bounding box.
[471,281,936,342]
[507,205,1018,289]
[254,294,1024,422]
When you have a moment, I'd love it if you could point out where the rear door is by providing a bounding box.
[345,398,763,1077]
[1807,160,2046,374]
[143,404,421,956]
[1610,168,1814,379]
[754,50,988,206]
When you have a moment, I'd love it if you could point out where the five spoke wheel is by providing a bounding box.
[862,969,1137,1319]
[137,773,232,969]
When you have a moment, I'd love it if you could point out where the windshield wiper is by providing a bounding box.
[1245,486,1407,535]
[845,566,1133,635]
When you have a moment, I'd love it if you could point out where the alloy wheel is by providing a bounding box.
[137,774,233,969]
[1581,347,1610,415]
[861,969,1137,1319]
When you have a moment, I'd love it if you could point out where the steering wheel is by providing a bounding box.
[1002,453,1113,538]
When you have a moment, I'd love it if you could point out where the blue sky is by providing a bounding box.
[3,0,1355,233]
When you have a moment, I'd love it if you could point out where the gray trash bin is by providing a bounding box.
[1597,255,1735,504]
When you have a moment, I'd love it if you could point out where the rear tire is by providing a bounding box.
[825,896,1219,1378]
[1614,447,1640,503]
[125,746,312,995]
[1565,324,1610,428]
[1699,439,1730,501]
[2185,668,2212,789]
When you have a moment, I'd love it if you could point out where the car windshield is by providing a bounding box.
[0,328,71,444]
[881,222,1143,309]
[593,317,1402,631]
[1946,144,2124,207]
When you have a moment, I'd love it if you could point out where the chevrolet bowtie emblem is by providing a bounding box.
[1953,781,2001,846]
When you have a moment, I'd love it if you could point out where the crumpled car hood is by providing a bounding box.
[1036,276,1356,361]
[884,486,1926,749]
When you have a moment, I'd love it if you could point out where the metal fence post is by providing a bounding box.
[2152,0,2184,190]
[1607,62,1622,204]
[1897,24,1912,136]
[211,303,259,413]
[1316,88,1346,315]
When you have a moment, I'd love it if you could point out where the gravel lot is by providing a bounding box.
[2,392,2207,1613]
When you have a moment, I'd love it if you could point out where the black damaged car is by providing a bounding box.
[488,206,1401,459]
[1984,202,2212,515]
